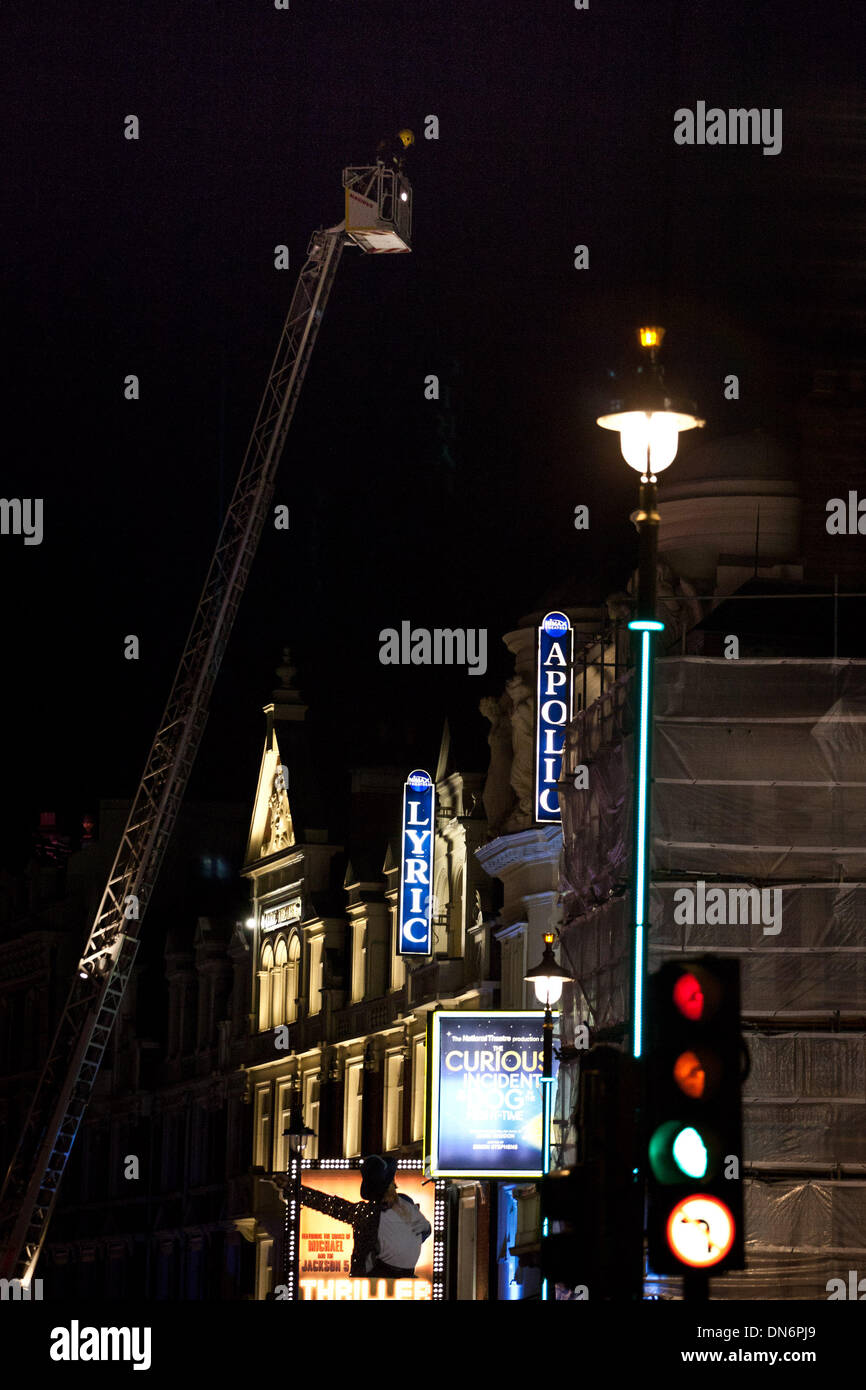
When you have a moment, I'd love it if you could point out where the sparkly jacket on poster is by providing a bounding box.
[299,1186,384,1276]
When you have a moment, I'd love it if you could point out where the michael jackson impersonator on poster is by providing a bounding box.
[270,1155,432,1277]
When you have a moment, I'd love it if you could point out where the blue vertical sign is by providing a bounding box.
[534,612,574,823]
[398,769,435,956]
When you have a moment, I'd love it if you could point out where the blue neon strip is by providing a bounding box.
[628,619,665,632]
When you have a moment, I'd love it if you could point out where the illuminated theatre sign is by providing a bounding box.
[260,898,302,932]
[534,611,574,824]
[398,769,435,956]
[428,1012,557,1179]
[294,1162,445,1301]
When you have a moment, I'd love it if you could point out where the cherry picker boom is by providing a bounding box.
[0,156,413,1285]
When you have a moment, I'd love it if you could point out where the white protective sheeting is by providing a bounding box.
[558,658,866,1286]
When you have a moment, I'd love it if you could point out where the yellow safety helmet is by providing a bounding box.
[398,128,415,149]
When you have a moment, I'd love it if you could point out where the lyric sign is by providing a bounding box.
[398,769,435,956]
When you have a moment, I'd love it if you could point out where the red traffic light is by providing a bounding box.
[672,971,703,1020]
[671,967,722,1023]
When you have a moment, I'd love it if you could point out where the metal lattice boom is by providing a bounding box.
[0,164,409,1283]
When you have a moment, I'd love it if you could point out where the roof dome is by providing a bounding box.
[666,428,790,495]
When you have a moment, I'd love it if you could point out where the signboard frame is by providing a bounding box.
[427,1010,558,1179]
[534,610,574,824]
[397,768,435,957]
[287,1158,446,1301]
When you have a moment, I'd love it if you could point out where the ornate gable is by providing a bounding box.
[245,729,295,865]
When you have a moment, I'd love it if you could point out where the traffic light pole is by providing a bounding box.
[540,1004,554,1302]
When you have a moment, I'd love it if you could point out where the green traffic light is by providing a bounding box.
[672,1126,708,1179]
[649,1120,716,1185]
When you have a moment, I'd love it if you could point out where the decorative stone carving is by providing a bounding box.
[505,675,535,831]
[480,693,516,834]
[262,763,294,856]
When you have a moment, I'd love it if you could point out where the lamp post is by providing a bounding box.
[282,1101,316,1299]
[596,326,704,1059]
[526,931,572,1300]
[597,327,702,1298]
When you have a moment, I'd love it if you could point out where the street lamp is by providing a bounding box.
[281,1101,316,1297]
[525,932,572,1076]
[525,932,572,1302]
[597,326,704,620]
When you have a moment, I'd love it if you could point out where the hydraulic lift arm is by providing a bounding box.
[0,160,412,1284]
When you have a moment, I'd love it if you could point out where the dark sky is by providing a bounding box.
[2,0,863,867]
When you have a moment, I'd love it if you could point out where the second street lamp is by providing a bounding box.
[525,931,572,1084]
[281,1102,316,1298]
[525,932,572,1301]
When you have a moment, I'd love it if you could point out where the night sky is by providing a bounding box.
[3,1,863,869]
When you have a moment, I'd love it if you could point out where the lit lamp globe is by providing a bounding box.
[596,327,704,477]
[283,1112,316,1156]
[525,933,572,1008]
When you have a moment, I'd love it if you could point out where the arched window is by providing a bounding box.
[258,942,274,1033]
[272,937,288,1028]
[286,933,300,1023]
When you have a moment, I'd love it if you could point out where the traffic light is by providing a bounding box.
[646,957,745,1275]
[540,1046,640,1296]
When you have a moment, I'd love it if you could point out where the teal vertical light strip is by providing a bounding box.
[628,620,662,1061]
[634,630,651,1059]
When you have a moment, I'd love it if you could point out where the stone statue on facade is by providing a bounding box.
[262,765,293,855]
[504,675,535,830]
[480,692,515,833]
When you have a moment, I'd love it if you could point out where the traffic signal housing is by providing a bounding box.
[646,957,745,1275]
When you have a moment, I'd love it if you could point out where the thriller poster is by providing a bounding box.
[295,1164,441,1301]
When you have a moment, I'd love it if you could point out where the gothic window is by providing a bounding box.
[253,1083,272,1169]
[343,1060,363,1157]
[286,933,300,1023]
[272,936,288,1028]
[351,920,366,1004]
[303,1071,320,1160]
[411,1035,426,1142]
[383,1051,404,1152]
[258,942,274,1033]
[308,937,323,1016]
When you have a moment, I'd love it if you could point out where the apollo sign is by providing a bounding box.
[398,769,435,956]
[535,611,574,823]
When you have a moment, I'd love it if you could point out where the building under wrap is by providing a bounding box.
[558,655,866,1299]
